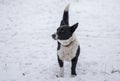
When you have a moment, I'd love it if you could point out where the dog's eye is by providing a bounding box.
[61,29,64,32]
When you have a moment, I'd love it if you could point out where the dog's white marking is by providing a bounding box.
[60,67,64,77]
[71,75,76,77]
[56,67,64,77]
[53,32,58,40]
[57,34,79,61]
[64,4,70,11]
[58,34,76,46]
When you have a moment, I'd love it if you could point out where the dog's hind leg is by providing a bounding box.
[60,4,69,26]
[71,57,78,77]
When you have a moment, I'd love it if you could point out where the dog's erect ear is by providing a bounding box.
[70,23,79,33]
[60,20,66,26]
[60,4,70,26]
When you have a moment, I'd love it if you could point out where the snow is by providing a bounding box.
[0,0,120,81]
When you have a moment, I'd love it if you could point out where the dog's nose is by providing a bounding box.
[52,34,56,40]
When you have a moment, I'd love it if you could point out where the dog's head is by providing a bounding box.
[52,4,79,41]
[52,22,78,40]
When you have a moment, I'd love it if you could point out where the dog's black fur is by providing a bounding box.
[52,4,80,77]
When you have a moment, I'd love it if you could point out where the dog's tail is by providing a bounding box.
[60,4,70,26]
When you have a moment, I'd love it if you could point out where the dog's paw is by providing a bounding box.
[56,67,64,78]
[71,74,77,77]
[56,74,64,78]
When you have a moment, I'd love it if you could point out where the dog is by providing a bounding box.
[52,4,80,77]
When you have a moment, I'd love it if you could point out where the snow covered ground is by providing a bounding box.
[0,0,120,81]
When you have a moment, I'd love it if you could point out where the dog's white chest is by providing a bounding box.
[57,40,79,61]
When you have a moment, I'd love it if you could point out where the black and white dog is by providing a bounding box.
[52,4,80,77]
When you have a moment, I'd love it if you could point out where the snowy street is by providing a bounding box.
[0,0,120,81]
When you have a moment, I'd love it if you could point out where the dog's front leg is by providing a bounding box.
[57,56,64,77]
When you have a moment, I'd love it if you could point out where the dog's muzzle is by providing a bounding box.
[52,33,57,40]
